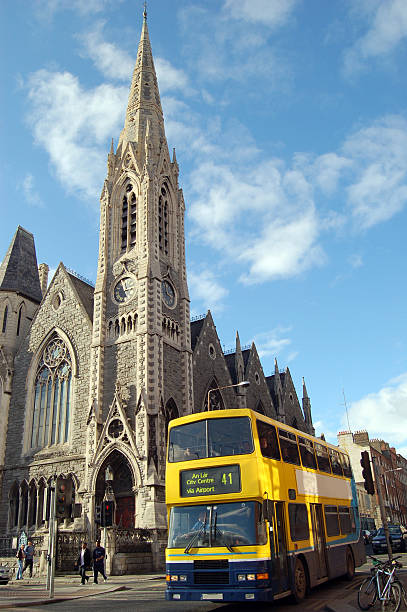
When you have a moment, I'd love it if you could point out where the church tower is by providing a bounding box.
[88,8,193,532]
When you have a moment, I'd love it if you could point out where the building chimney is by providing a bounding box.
[38,263,49,297]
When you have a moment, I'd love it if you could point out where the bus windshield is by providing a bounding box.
[168,501,266,549]
[168,417,253,462]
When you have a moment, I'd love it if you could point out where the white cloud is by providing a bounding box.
[26,69,127,200]
[34,0,118,20]
[79,24,190,93]
[21,174,44,208]
[343,0,407,75]
[188,268,229,314]
[223,0,299,28]
[348,373,407,451]
[253,327,292,359]
[188,159,324,284]
[79,24,134,81]
[343,116,407,228]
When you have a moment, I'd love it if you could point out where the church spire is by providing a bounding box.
[118,6,165,160]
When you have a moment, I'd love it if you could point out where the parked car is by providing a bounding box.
[362,530,372,545]
[371,525,405,554]
[0,565,10,585]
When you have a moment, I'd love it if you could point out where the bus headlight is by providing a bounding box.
[238,574,246,581]
[179,575,187,582]
[247,574,256,581]
[170,575,179,581]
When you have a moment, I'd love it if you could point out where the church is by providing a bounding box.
[0,11,314,573]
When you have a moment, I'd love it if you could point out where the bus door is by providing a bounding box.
[310,503,328,579]
[270,501,290,593]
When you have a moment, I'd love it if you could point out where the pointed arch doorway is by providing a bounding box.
[95,450,135,529]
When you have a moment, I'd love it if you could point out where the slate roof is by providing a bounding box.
[266,375,277,407]
[225,352,237,384]
[190,317,205,351]
[67,273,94,322]
[0,226,42,303]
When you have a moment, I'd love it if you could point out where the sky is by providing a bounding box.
[1,0,407,456]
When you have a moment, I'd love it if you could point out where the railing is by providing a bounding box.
[115,528,153,553]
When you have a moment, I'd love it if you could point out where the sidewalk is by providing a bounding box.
[0,573,166,609]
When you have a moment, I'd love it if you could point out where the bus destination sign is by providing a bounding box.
[180,465,241,497]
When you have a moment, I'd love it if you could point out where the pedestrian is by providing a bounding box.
[76,541,91,585]
[22,540,35,578]
[92,539,107,584]
[15,544,25,580]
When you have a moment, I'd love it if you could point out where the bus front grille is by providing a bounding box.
[194,560,229,570]
[194,571,229,585]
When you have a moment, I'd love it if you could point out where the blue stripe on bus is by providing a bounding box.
[168,551,257,557]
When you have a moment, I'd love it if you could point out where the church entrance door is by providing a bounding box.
[95,450,135,527]
[116,496,135,528]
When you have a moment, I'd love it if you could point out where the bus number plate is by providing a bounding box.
[180,465,241,497]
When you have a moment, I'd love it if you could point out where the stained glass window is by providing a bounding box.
[30,336,72,449]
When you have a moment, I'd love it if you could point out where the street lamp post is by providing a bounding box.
[207,381,250,412]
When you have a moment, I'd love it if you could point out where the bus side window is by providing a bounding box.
[256,420,280,460]
[338,506,351,534]
[324,505,340,536]
[340,453,352,478]
[278,429,300,465]
[288,503,310,541]
[315,443,332,473]
[298,436,317,470]
[329,449,343,476]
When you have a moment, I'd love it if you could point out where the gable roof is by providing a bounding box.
[66,272,94,322]
[190,317,206,351]
[0,226,42,303]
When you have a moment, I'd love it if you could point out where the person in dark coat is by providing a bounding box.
[92,539,107,584]
[76,541,91,584]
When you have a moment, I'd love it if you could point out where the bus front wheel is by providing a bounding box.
[292,557,307,603]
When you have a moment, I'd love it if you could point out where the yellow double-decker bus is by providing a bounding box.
[165,408,365,604]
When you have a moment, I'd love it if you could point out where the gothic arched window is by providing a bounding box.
[121,183,137,252]
[205,379,225,412]
[30,336,72,449]
[16,304,24,336]
[164,399,179,443]
[2,305,8,333]
[159,184,169,256]
[256,401,265,415]
[9,482,19,529]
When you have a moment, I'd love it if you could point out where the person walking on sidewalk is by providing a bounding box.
[22,541,35,578]
[76,541,91,585]
[15,545,25,580]
[92,539,107,584]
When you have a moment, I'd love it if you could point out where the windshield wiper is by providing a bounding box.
[184,512,207,554]
[212,510,234,553]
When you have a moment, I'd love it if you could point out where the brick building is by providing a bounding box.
[0,11,314,573]
[338,430,407,529]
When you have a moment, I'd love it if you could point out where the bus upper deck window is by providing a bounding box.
[208,417,253,456]
[278,429,300,465]
[298,436,317,470]
[256,420,280,460]
[340,453,352,478]
[168,421,206,462]
[329,449,343,476]
[315,443,331,473]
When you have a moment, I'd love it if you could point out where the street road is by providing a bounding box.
[7,551,407,612]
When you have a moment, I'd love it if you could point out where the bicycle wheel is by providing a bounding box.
[358,577,377,610]
[381,580,402,612]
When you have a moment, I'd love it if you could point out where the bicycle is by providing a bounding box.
[357,555,405,611]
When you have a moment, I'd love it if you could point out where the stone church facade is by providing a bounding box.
[0,12,314,573]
